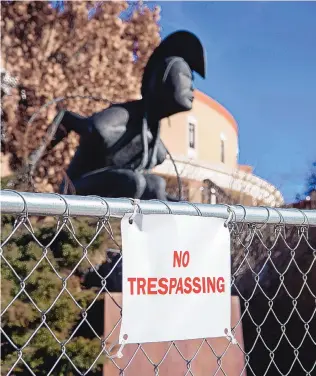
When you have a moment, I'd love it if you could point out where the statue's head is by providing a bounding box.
[141,31,206,119]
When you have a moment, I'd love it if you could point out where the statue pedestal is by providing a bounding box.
[103,294,246,375]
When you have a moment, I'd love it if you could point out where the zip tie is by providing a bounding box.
[224,328,237,345]
[223,205,234,228]
[129,199,141,224]
[107,334,128,359]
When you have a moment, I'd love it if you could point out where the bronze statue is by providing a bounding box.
[28,30,206,200]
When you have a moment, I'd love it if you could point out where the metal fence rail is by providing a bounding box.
[1,190,316,376]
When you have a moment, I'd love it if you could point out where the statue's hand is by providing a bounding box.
[156,140,168,166]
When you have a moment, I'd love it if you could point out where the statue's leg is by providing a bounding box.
[63,169,147,199]
[141,174,167,201]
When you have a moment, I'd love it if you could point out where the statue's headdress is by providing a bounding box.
[137,31,206,200]
[141,30,206,96]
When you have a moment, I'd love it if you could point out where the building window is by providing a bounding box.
[187,115,197,158]
[188,122,195,149]
[220,133,226,163]
[221,139,225,163]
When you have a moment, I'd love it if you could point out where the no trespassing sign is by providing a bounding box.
[120,214,232,345]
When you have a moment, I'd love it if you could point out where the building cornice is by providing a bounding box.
[153,156,284,207]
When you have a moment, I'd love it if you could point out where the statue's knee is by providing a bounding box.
[149,175,166,189]
[157,178,167,199]
[156,176,166,191]
[127,171,146,198]
[142,174,167,200]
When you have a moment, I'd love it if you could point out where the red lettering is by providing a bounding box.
[183,277,192,294]
[202,276,206,292]
[169,278,177,294]
[173,250,190,267]
[217,277,225,293]
[175,278,184,294]
[158,278,168,295]
[207,277,216,293]
[137,278,146,295]
[173,251,182,267]
[128,276,226,295]
[182,251,190,267]
[148,278,157,295]
[127,277,136,295]
[193,277,201,293]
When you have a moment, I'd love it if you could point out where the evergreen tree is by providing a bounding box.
[1,213,122,375]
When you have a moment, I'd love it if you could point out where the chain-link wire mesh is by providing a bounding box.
[1,190,316,376]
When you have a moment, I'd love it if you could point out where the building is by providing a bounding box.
[154,90,284,207]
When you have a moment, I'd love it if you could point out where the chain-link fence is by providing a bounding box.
[1,190,316,376]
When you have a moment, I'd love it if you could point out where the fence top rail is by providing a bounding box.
[1,190,316,226]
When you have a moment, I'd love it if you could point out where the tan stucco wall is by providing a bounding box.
[159,90,239,170]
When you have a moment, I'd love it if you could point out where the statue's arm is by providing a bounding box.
[50,110,92,147]
[27,110,91,175]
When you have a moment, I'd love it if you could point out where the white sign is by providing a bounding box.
[119,214,232,344]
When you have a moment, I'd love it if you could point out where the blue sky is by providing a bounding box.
[154,1,316,203]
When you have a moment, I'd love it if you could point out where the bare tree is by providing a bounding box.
[1,1,161,192]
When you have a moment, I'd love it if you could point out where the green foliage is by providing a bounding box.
[1,214,121,375]
[0,174,14,190]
